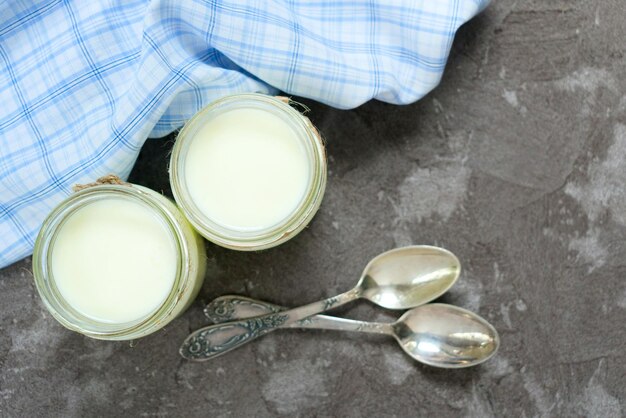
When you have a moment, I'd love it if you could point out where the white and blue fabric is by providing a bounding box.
[0,0,489,267]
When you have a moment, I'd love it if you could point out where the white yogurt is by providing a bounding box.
[183,107,310,231]
[51,197,177,324]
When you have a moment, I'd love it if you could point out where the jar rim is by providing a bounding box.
[169,93,327,250]
[32,184,190,339]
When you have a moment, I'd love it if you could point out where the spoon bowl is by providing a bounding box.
[394,303,499,368]
[358,246,460,309]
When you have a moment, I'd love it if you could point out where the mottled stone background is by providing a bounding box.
[1,1,625,416]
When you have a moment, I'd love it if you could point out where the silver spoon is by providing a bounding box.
[181,245,460,361]
[205,295,499,368]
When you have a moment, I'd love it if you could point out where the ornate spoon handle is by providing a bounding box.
[205,295,393,334]
[180,288,361,361]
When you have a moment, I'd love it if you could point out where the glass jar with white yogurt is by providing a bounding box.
[170,93,327,250]
[33,183,206,340]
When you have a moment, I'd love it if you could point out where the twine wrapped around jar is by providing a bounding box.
[72,174,130,192]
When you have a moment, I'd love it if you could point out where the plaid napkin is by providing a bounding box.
[0,0,488,267]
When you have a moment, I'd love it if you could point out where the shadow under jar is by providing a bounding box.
[169,94,327,250]
[33,184,206,340]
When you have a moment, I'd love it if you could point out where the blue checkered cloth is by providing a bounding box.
[0,0,488,267]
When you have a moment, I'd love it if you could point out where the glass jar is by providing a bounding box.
[32,183,206,340]
[169,93,327,250]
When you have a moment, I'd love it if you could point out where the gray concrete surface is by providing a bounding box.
[1,1,625,416]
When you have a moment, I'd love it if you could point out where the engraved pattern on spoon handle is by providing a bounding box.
[180,288,361,361]
[205,297,285,323]
[205,296,393,335]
